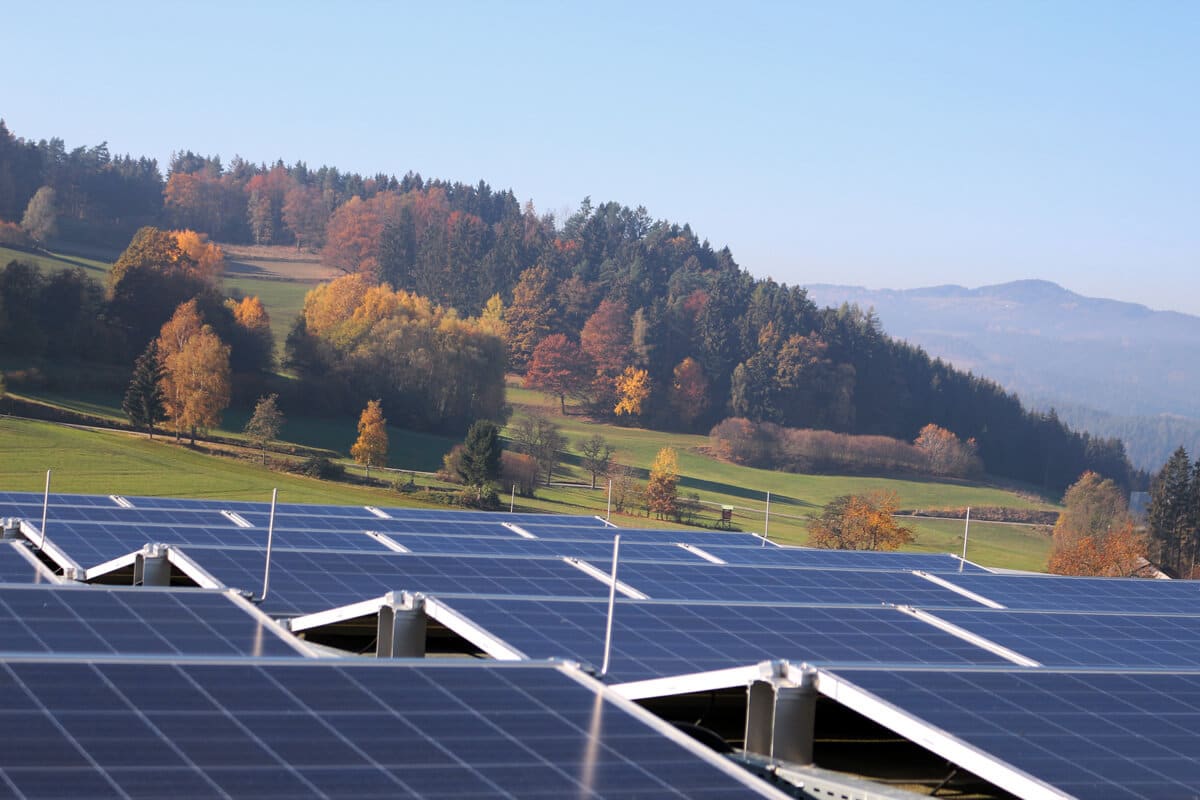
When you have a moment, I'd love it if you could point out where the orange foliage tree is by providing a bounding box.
[155,301,231,444]
[351,399,389,479]
[808,492,914,551]
[1049,471,1145,576]
[669,357,709,429]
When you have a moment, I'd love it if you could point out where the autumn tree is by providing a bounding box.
[579,435,614,490]
[808,492,915,551]
[645,447,680,520]
[506,264,556,370]
[122,341,165,437]
[581,299,633,379]
[458,420,503,499]
[20,186,56,245]
[524,334,593,413]
[156,302,231,444]
[669,357,709,429]
[614,367,651,416]
[244,394,285,465]
[914,423,982,478]
[173,229,226,281]
[282,184,330,250]
[226,295,274,371]
[351,399,388,479]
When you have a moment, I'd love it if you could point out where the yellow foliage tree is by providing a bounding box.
[156,302,231,444]
[808,491,914,551]
[228,295,271,332]
[172,229,226,281]
[614,366,651,416]
[478,293,508,340]
[645,447,679,520]
[351,399,389,479]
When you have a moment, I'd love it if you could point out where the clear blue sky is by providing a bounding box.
[4,1,1197,312]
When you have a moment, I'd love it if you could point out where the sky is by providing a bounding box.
[4,1,1198,312]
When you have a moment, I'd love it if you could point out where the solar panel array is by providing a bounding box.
[0,584,306,658]
[0,541,57,584]
[19,492,1200,797]
[0,658,780,799]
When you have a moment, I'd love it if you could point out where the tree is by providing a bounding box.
[525,334,592,413]
[158,322,231,444]
[351,399,388,479]
[645,447,680,520]
[808,492,915,551]
[579,435,614,490]
[245,394,285,465]
[510,414,566,486]
[1148,447,1196,576]
[669,357,709,429]
[458,420,503,498]
[506,264,556,369]
[914,424,981,477]
[1048,520,1146,577]
[614,367,651,416]
[580,299,632,379]
[20,186,56,245]
[122,341,166,437]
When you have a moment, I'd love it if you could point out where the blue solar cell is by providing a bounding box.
[434,597,1009,682]
[582,560,989,606]
[178,547,612,615]
[925,608,1200,668]
[825,667,1200,800]
[0,659,778,798]
[0,585,304,657]
[30,521,391,568]
[697,545,991,573]
[0,542,57,584]
[936,573,1200,612]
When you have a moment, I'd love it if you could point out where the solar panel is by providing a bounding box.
[0,541,58,584]
[0,585,306,657]
[923,608,1200,669]
[432,597,1011,682]
[821,667,1200,800]
[697,545,991,573]
[521,523,764,546]
[0,658,783,799]
[178,547,613,615]
[935,573,1200,612]
[580,560,990,606]
[24,520,392,568]
[378,534,708,562]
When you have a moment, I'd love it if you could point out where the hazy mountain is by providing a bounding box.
[804,280,1200,470]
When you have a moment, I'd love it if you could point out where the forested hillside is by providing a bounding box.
[0,121,1134,494]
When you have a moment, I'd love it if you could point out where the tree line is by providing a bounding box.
[0,121,1136,493]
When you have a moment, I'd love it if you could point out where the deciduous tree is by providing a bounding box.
[614,367,650,416]
[578,435,613,490]
[351,399,388,479]
[506,264,556,369]
[156,304,231,444]
[525,334,592,413]
[669,357,709,429]
[510,414,566,486]
[20,186,56,245]
[645,447,680,520]
[808,492,914,551]
[244,394,285,464]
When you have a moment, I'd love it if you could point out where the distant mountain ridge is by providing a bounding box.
[803,280,1200,470]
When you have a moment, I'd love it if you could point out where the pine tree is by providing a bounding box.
[122,342,166,438]
[351,400,388,479]
[458,420,502,498]
[1148,447,1194,575]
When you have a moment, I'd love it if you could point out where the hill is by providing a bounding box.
[805,280,1200,469]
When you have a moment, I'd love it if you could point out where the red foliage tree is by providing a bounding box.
[524,334,593,414]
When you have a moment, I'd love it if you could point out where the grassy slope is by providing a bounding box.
[0,417,418,505]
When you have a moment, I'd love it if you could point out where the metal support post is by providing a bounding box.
[377,592,427,658]
[134,544,171,586]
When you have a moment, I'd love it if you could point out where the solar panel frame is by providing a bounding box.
[0,657,787,799]
[695,545,992,573]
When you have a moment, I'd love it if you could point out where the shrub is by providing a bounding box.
[294,456,344,480]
